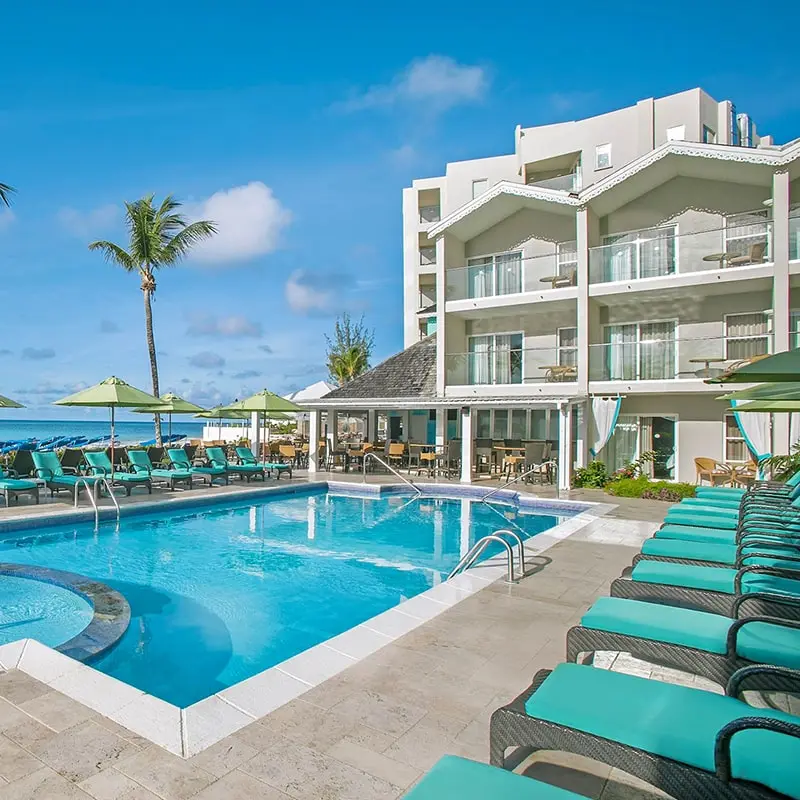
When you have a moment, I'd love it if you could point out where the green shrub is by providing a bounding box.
[605,475,650,497]
[572,460,609,488]
[605,476,695,501]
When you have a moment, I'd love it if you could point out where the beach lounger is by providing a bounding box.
[403,755,582,799]
[84,451,152,496]
[0,469,39,506]
[127,450,193,491]
[610,559,800,618]
[235,446,292,480]
[59,448,85,473]
[32,451,102,501]
[490,662,800,800]
[567,595,800,688]
[8,449,35,478]
[167,448,228,485]
[633,535,800,569]
[206,446,265,482]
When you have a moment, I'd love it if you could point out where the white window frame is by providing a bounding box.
[601,318,679,381]
[472,178,488,199]
[791,309,800,350]
[557,326,578,367]
[723,208,771,261]
[556,241,578,278]
[466,250,523,297]
[595,143,612,170]
[723,311,772,360]
[467,330,525,385]
[419,245,436,266]
[598,223,678,281]
[666,125,686,142]
[702,125,716,144]
[724,413,750,464]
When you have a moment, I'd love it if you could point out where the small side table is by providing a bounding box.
[702,252,736,270]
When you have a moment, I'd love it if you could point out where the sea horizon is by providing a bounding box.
[0,418,206,445]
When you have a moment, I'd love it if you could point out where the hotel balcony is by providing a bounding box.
[419,204,441,224]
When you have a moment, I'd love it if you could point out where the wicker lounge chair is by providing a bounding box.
[490,662,800,800]
[402,755,583,799]
[235,446,292,480]
[167,448,228,485]
[84,451,152,496]
[127,450,193,491]
[32,451,103,501]
[610,560,800,618]
[0,470,39,506]
[207,446,264,482]
[59,447,85,474]
[632,534,800,569]
[567,595,800,688]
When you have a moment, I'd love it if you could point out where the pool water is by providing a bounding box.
[0,489,573,706]
[0,575,93,648]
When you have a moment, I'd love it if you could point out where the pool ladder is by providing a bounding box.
[362,452,423,495]
[74,477,120,529]
[448,528,526,584]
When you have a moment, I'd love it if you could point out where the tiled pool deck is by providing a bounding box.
[0,474,693,799]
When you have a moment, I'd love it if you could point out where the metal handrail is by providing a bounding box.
[480,464,547,504]
[492,528,526,574]
[100,477,120,523]
[448,534,517,583]
[362,452,423,495]
[73,478,99,529]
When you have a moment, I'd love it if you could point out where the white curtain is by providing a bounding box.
[495,253,522,294]
[639,322,675,380]
[494,335,512,384]
[603,236,636,281]
[731,399,771,471]
[469,337,491,384]
[791,413,800,450]
[589,397,622,457]
[639,227,676,278]
[468,261,492,298]
[606,325,636,380]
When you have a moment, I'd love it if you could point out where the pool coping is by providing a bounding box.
[0,482,614,757]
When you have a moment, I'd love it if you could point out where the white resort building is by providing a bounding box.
[307,88,800,488]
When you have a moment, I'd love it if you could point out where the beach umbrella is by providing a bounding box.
[0,394,24,409]
[729,400,800,412]
[220,389,304,462]
[132,393,206,440]
[708,350,800,384]
[717,382,800,402]
[54,377,168,475]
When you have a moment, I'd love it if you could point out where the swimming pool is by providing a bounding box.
[0,486,579,707]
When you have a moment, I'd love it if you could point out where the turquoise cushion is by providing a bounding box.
[581,596,729,653]
[679,497,742,511]
[150,469,192,480]
[191,466,226,475]
[524,663,800,798]
[403,756,582,800]
[113,474,150,483]
[227,464,264,472]
[0,479,37,490]
[737,622,800,669]
[657,525,736,544]
[663,511,738,530]
[696,487,746,500]
[264,462,291,470]
[641,537,737,564]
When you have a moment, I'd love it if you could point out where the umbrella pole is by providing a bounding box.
[110,405,115,481]
[169,412,173,440]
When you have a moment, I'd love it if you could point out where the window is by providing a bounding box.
[476,410,492,439]
[725,414,749,463]
[493,410,509,440]
[468,333,524,385]
[419,246,436,266]
[466,252,522,298]
[472,179,488,199]
[557,241,578,279]
[510,410,527,440]
[724,209,770,263]
[666,125,685,142]
[702,125,716,144]
[602,321,676,381]
[558,327,578,368]
[597,226,676,282]
[529,410,547,439]
[595,143,612,169]
[791,311,800,350]
[725,312,771,360]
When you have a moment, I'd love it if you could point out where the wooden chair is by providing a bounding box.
[278,444,297,466]
[415,449,437,478]
[387,442,406,470]
[728,241,766,268]
[694,457,732,486]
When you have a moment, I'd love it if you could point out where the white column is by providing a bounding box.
[575,207,597,394]
[435,408,446,447]
[308,411,321,474]
[325,408,338,452]
[558,403,573,491]
[401,410,411,441]
[460,407,473,483]
[772,170,791,455]
[367,410,378,442]
[575,401,588,468]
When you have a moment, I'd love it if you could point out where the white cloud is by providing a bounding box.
[186,313,262,338]
[57,204,119,238]
[338,55,488,113]
[186,182,292,265]
[188,351,226,369]
[285,270,359,316]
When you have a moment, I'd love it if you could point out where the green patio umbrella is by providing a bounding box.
[0,394,24,409]
[717,382,800,402]
[54,377,168,475]
[708,350,800,384]
[220,389,303,462]
[132,393,206,440]
[729,399,800,412]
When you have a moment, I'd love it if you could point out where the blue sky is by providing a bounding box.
[1,0,797,420]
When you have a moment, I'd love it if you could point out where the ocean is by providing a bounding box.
[0,419,205,446]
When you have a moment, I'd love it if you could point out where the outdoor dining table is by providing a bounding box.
[688,356,727,378]
[539,275,573,289]
[702,252,737,270]
[539,365,577,382]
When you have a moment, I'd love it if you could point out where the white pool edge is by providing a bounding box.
[0,489,613,757]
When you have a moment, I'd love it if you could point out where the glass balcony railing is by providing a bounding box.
[588,334,772,381]
[418,290,436,311]
[446,347,578,386]
[420,246,437,266]
[589,220,773,285]
[526,173,578,192]
[419,205,441,224]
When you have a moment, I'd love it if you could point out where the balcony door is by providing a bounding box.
[468,333,523,385]
[467,252,522,298]
[604,321,676,381]
[600,226,676,281]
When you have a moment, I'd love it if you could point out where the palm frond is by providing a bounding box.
[0,182,15,207]
[161,219,218,263]
[87,240,136,271]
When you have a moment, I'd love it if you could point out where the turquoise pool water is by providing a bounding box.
[0,574,93,648]
[0,489,574,706]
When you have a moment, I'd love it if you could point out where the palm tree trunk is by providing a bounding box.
[143,283,162,446]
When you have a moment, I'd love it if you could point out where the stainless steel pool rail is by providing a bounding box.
[480,465,542,504]
[448,528,526,584]
[73,477,120,528]
[362,452,423,496]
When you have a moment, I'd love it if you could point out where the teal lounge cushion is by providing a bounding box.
[696,487,746,500]
[656,525,736,544]
[523,664,800,798]
[737,622,800,669]
[663,511,738,530]
[227,463,263,473]
[191,466,225,475]
[113,473,149,483]
[151,468,192,480]
[679,497,742,511]
[402,756,582,800]
[264,462,291,470]
[641,537,737,564]
[0,478,37,491]
[581,596,730,653]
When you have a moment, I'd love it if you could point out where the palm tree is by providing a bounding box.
[326,314,374,386]
[89,195,216,443]
[0,182,14,207]
[329,346,370,386]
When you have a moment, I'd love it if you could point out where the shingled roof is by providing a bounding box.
[320,334,437,401]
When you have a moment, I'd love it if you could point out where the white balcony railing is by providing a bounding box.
[446,346,577,386]
[526,172,578,192]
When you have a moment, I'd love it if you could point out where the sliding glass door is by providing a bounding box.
[604,321,676,381]
[468,333,523,384]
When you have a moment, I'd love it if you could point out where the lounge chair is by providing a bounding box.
[567,595,800,689]
[84,451,152,496]
[8,449,35,478]
[60,447,85,474]
[127,450,193,491]
[0,469,39,506]
[32,451,102,501]
[235,446,292,480]
[403,755,583,799]
[167,448,228,485]
[146,446,165,467]
[206,446,265,482]
[490,662,800,800]
[633,534,800,569]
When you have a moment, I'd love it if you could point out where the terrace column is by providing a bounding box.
[772,169,791,454]
[435,408,446,447]
[460,406,474,483]
[367,409,379,442]
[558,403,573,492]
[326,408,338,452]
[308,411,321,474]
[575,206,598,395]
[575,402,588,468]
